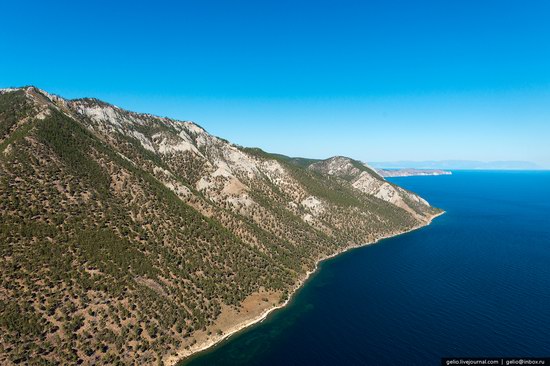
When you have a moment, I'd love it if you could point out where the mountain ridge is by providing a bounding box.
[0,86,441,365]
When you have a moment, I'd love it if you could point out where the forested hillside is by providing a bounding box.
[0,87,440,365]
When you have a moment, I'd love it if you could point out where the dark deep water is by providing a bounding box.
[183,171,550,365]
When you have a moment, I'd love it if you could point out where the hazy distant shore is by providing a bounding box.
[170,211,445,365]
[376,168,452,178]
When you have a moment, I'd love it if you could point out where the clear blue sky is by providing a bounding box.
[2,0,549,167]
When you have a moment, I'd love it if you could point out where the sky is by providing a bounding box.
[1,0,549,167]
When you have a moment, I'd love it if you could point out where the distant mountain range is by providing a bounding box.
[369,160,542,170]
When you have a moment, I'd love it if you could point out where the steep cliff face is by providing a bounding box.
[309,156,432,221]
[0,87,441,365]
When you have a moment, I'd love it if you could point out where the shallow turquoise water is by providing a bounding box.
[183,171,550,365]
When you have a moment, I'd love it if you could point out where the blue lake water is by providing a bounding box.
[184,171,550,365]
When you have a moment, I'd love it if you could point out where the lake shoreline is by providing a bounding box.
[168,210,445,365]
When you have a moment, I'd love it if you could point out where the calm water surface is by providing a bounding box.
[183,171,550,365]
